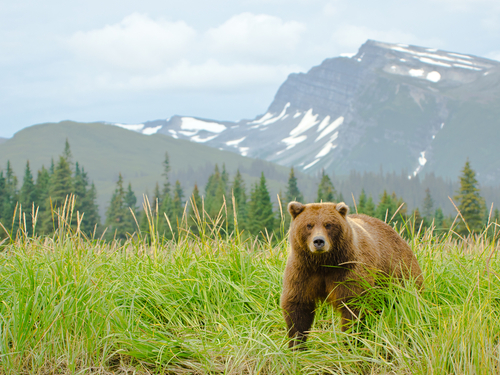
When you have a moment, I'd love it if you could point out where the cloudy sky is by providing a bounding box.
[1,0,499,137]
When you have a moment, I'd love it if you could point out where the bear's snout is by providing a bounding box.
[313,236,325,248]
[309,235,330,253]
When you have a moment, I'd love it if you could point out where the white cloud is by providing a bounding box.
[205,13,306,63]
[66,12,306,92]
[68,13,196,72]
[331,24,442,53]
[91,59,302,92]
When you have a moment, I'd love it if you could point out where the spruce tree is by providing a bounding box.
[205,165,224,218]
[170,180,185,235]
[49,156,73,208]
[187,184,203,235]
[365,195,376,217]
[286,167,303,203]
[81,182,101,236]
[125,183,138,214]
[434,207,445,231]
[43,156,73,233]
[316,170,336,203]
[20,161,37,233]
[357,189,367,214]
[2,161,19,227]
[105,173,134,240]
[63,138,73,165]
[231,170,247,231]
[376,190,400,222]
[0,172,6,230]
[159,152,172,227]
[34,166,50,233]
[454,160,485,235]
[73,163,87,217]
[247,173,274,238]
[422,188,434,221]
[162,152,171,197]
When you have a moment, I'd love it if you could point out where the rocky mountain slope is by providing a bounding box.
[120,40,500,184]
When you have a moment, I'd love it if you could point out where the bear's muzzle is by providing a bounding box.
[309,235,331,253]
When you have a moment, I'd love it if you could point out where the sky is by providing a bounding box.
[1,0,500,138]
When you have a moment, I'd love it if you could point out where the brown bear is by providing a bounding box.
[281,201,423,349]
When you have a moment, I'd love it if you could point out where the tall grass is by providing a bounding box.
[0,198,499,374]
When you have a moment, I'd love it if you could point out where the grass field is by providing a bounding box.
[0,204,499,374]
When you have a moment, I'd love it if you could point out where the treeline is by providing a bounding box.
[0,140,99,237]
[1,140,499,241]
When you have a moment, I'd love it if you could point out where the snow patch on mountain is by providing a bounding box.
[226,137,246,146]
[114,123,144,132]
[143,125,162,135]
[316,117,344,141]
[426,71,441,82]
[289,109,319,136]
[181,117,226,133]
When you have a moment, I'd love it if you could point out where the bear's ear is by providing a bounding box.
[288,201,305,219]
[336,202,349,217]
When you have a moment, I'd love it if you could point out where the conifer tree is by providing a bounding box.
[105,173,134,240]
[454,160,485,235]
[34,166,50,233]
[20,161,37,233]
[187,184,203,235]
[73,162,87,217]
[63,138,72,164]
[286,167,303,203]
[205,165,226,218]
[230,170,247,231]
[153,182,162,211]
[49,156,73,208]
[0,172,6,230]
[170,180,185,235]
[81,182,101,236]
[247,173,274,237]
[125,183,138,215]
[162,152,171,197]
[434,207,445,231]
[422,188,434,222]
[2,161,19,227]
[159,152,172,226]
[365,195,376,217]
[316,170,335,203]
[43,156,73,232]
[357,189,367,214]
[376,190,403,222]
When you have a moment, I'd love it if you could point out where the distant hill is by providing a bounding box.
[122,40,500,185]
[0,121,316,216]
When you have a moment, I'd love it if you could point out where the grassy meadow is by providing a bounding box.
[0,202,499,374]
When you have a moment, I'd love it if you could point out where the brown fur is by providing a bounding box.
[281,201,423,349]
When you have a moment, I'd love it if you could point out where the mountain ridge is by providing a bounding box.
[118,39,500,184]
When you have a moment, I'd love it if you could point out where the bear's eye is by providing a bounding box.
[325,223,332,230]
[306,224,313,230]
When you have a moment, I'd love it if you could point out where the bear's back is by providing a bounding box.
[346,213,422,284]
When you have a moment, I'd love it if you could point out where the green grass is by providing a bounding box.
[0,207,499,374]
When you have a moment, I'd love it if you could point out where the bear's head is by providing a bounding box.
[288,201,350,254]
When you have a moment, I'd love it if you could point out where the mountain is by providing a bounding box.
[0,121,316,216]
[122,40,500,184]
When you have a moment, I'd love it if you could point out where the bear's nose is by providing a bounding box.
[313,236,325,249]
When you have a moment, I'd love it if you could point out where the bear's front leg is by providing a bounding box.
[281,299,316,349]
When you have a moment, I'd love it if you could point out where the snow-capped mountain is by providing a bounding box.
[116,40,500,183]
